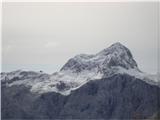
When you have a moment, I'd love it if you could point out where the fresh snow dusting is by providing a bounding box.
[30,68,104,95]
[1,67,158,96]
[115,67,158,86]
[1,42,159,95]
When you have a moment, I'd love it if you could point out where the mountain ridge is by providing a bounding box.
[2,74,160,119]
[1,42,158,95]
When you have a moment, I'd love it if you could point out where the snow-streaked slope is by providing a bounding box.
[1,42,159,95]
[115,66,158,86]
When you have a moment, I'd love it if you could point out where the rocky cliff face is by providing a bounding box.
[1,42,159,119]
[2,74,160,119]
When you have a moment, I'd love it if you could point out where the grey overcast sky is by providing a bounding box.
[2,2,159,74]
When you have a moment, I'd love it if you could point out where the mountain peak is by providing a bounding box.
[110,42,124,47]
[60,42,138,74]
[98,42,132,56]
[109,42,129,52]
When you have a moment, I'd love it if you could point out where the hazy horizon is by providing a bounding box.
[2,2,159,74]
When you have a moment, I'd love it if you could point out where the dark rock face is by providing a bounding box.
[2,74,160,119]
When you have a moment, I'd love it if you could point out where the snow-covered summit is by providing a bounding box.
[60,42,138,75]
[98,42,138,69]
[1,42,158,95]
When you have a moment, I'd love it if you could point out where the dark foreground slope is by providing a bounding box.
[2,74,160,119]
